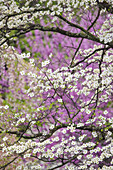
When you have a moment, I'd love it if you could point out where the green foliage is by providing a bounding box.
[107,101,113,107]
[49,102,55,110]
[2,100,11,108]
[35,121,42,127]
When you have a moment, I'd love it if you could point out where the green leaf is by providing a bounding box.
[35,121,42,127]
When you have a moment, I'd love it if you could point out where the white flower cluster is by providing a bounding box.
[67,124,76,132]
[1,0,112,46]
[92,131,98,138]
[2,139,38,156]
[41,59,50,67]
[77,123,84,127]
[79,134,87,141]
[98,15,113,43]
[0,105,9,109]
[18,53,30,59]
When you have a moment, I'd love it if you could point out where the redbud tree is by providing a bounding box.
[0,0,113,169]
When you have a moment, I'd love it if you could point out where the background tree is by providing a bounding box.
[0,0,113,169]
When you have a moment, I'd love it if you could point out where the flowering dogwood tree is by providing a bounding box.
[0,0,113,169]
